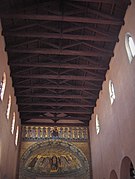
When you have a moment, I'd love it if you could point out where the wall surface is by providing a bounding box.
[0,22,21,179]
[89,1,135,179]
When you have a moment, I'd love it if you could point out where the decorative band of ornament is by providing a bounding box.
[22,126,88,141]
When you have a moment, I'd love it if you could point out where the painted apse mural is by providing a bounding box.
[19,126,91,179]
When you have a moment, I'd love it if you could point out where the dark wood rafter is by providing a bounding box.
[20,116,90,121]
[13,84,100,91]
[19,109,91,115]
[3,31,118,42]
[10,62,107,70]
[16,94,95,99]
[12,74,104,81]
[6,48,113,57]
[18,102,94,108]
[0,0,130,125]
[0,14,123,25]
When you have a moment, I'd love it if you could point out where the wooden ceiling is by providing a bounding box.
[0,0,130,125]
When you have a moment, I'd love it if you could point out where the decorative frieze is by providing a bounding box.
[22,126,88,141]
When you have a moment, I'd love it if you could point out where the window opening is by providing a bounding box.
[0,72,6,101]
[6,95,11,120]
[125,33,135,63]
[11,112,16,134]
[109,80,115,105]
[15,126,19,146]
[96,114,100,135]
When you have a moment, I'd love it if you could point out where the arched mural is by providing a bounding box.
[19,140,90,179]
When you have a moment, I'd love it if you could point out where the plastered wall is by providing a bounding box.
[89,1,135,179]
[0,22,21,179]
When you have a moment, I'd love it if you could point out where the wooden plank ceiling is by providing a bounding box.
[0,0,130,125]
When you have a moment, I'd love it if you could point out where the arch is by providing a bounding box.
[120,156,135,179]
[110,170,118,179]
[125,33,135,63]
[19,140,90,178]
[0,72,6,101]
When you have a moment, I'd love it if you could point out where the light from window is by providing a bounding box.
[109,80,115,105]
[11,112,16,134]
[96,114,100,135]
[129,36,135,57]
[6,95,12,120]
[0,72,6,101]
[15,126,19,146]
[125,33,135,63]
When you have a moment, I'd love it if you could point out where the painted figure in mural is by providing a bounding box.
[27,156,38,169]
[59,127,63,138]
[51,155,58,171]
[51,127,59,139]
[42,127,46,139]
[32,126,36,139]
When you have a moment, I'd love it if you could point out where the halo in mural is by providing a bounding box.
[19,140,89,178]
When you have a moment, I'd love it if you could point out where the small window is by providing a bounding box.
[109,80,115,105]
[0,72,6,101]
[125,33,135,63]
[96,114,100,135]
[15,126,19,146]
[11,112,16,134]
[6,95,12,120]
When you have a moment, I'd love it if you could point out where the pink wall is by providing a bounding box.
[0,22,21,179]
[89,1,135,179]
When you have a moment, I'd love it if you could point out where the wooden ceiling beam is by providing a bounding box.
[6,48,112,57]
[20,116,90,121]
[18,102,93,107]
[72,0,121,3]
[14,84,100,91]
[3,31,118,42]
[16,94,95,99]
[19,109,91,114]
[0,13,123,25]
[10,62,107,70]
[12,74,104,81]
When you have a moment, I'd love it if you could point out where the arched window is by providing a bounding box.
[11,112,16,134]
[96,114,100,135]
[15,126,19,146]
[125,33,135,63]
[109,80,115,105]
[0,72,6,101]
[6,95,12,120]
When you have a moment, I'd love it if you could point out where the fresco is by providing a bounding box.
[19,140,90,178]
